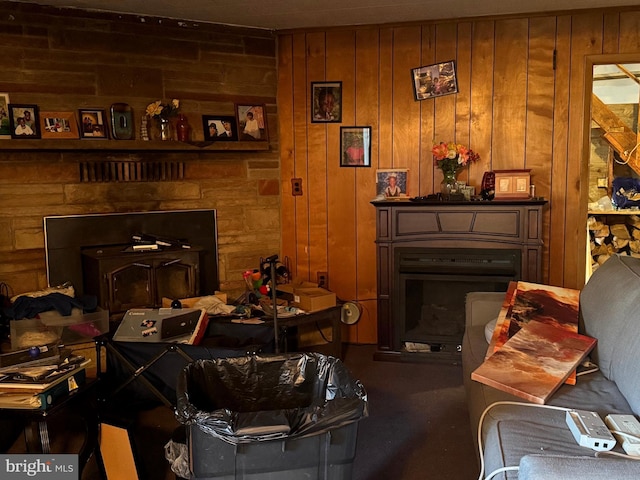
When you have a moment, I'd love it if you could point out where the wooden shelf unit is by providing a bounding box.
[0,139,270,152]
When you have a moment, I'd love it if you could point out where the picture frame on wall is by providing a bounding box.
[376,168,409,198]
[0,93,10,139]
[40,111,79,139]
[9,104,40,139]
[311,81,342,123]
[411,60,458,100]
[202,115,238,141]
[79,109,109,139]
[340,126,371,167]
[235,104,268,141]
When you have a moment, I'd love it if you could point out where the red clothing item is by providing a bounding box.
[346,145,365,164]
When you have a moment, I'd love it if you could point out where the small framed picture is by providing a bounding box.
[494,169,532,199]
[340,126,371,167]
[40,111,79,139]
[376,168,409,198]
[311,81,342,123]
[9,104,40,139]
[235,104,268,141]
[202,115,238,141]
[411,60,458,100]
[79,109,109,139]
[0,93,10,139]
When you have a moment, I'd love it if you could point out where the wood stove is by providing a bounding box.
[43,210,218,322]
[373,199,546,362]
[82,246,203,315]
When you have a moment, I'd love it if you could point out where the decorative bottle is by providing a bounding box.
[176,114,191,142]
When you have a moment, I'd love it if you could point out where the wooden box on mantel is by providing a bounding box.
[494,169,531,199]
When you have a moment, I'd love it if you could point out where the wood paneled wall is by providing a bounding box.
[277,8,640,344]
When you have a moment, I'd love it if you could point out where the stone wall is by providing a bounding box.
[0,2,279,300]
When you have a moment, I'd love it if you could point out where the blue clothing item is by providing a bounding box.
[10,292,98,320]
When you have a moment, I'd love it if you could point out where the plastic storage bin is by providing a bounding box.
[188,421,358,479]
[174,352,367,480]
[10,308,109,349]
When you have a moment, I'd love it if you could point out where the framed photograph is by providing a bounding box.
[9,104,40,139]
[79,109,109,139]
[0,93,10,139]
[311,81,342,123]
[340,126,371,167]
[376,168,409,198]
[202,115,238,141]
[40,111,79,139]
[494,169,532,199]
[411,60,458,100]
[235,104,268,141]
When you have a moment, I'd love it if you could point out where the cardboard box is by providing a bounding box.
[293,288,336,312]
[279,283,336,312]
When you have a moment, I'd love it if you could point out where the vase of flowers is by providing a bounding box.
[432,141,480,198]
[146,99,180,141]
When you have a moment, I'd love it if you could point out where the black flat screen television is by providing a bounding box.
[44,210,219,297]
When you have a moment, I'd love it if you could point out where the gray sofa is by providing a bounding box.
[462,254,640,479]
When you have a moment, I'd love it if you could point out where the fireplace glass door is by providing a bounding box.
[395,248,521,354]
[83,246,202,316]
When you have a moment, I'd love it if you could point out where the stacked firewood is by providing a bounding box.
[588,215,640,269]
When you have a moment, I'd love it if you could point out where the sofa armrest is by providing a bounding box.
[518,454,640,480]
[465,292,504,329]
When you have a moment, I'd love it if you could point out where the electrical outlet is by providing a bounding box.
[597,177,608,188]
[317,271,328,288]
[291,178,303,196]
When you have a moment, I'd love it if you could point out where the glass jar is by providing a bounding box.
[153,117,174,141]
[441,170,459,198]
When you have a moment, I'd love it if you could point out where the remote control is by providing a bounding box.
[605,414,640,456]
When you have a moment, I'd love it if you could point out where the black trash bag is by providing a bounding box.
[175,352,367,445]
[612,177,640,209]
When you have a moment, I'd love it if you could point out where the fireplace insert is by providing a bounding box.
[395,247,520,356]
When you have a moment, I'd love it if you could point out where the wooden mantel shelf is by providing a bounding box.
[0,139,270,152]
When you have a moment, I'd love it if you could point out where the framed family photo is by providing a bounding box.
[79,109,108,139]
[236,104,268,141]
[311,81,342,123]
[0,93,10,139]
[202,115,238,141]
[40,111,79,139]
[340,126,371,167]
[376,168,409,198]
[9,104,40,139]
[411,60,458,100]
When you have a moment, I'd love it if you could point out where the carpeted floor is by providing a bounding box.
[346,345,479,480]
[10,343,480,479]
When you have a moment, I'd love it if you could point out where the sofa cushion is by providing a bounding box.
[518,455,640,480]
[480,372,634,479]
[580,254,640,415]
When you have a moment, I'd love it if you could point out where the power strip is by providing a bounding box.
[565,409,616,452]
[605,414,640,456]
